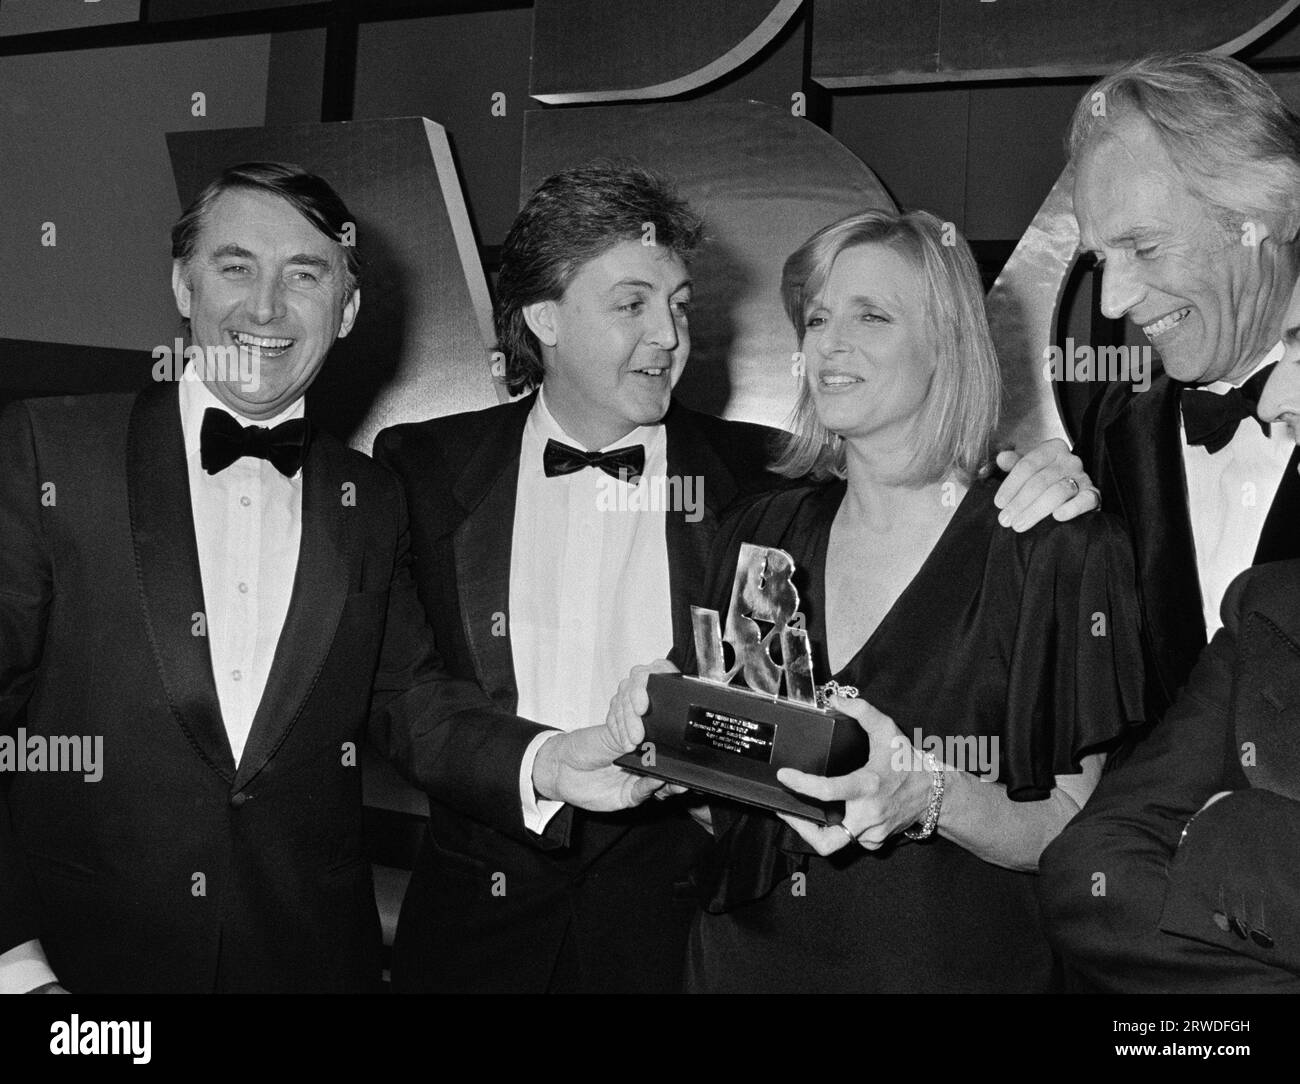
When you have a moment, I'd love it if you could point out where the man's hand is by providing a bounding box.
[994,439,1099,531]
[531,721,665,812]
[607,659,679,747]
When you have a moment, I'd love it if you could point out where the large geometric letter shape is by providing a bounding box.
[522,101,895,429]
[167,117,499,452]
[812,0,1300,87]
[531,0,802,103]
[986,165,1078,450]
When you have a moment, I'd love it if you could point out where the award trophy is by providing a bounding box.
[615,542,870,825]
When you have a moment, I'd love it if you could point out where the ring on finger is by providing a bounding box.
[829,822,856,847]
[1062,476,1080,497]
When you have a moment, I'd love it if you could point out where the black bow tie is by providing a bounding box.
[200,407,311,477]
[542,438,644,483]
[1181,363,1274,454]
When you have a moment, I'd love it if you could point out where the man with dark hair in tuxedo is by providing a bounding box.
[375,163,777,993]
[0,162,656,995]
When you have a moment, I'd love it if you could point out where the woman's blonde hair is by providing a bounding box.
[772,208,1001,484]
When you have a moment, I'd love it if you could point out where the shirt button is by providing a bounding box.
[240,496,251,507]
[238,582,249,594]
[231,669,242,681]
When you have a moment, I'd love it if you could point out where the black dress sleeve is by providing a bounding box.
[996,510,1147,800]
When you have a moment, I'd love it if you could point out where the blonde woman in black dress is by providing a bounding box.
[611,208,1145,993]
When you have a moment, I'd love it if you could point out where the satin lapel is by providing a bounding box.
[450,397,533,712]
[127,381,235,782]
[1104,375,1206,701]
[1254,445,1300,565]
[664,406,731,659]
[233,434,352,791]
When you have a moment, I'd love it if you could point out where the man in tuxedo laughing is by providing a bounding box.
[0,162,658,994]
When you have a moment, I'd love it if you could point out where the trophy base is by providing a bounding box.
[613,673,870,827]
[616,748,849,825]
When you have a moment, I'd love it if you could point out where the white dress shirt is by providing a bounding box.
[179,373,303,765]
[514,391,675,832]
[1182,343,1294,636]
[0,370,304,993]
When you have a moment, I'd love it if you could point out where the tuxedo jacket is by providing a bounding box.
[1076,373,1300,722]
[0,381,554,993]
[372,394,781,992]
[1038,560,1300,992]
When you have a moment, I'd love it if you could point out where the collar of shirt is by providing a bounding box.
[1193,341,1284,397]
[526,386,667,466]
[178,362,307,470]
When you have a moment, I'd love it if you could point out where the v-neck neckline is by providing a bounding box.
[808,476,985,681]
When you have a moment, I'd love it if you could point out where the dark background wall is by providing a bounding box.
[2,3,1298,368]
[6,1,1300,370]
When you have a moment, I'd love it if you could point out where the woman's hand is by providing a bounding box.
[775,695,934,856]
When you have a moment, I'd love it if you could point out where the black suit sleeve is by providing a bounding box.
[1159,787,1300,977]
[363,479,572,850]
[0,402,52,954]
[1038,572,1299,990]
[1070,381,1103,463]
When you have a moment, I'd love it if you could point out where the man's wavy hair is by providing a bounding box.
[494,162,704,395]
[773,208,1001,486]
[1069,52,1300,241]
[171,161,360,297]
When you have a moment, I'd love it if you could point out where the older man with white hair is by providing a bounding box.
[1057,53,1300,725]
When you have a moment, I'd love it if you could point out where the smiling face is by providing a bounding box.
[525,239,691,450]
[801,242,936,452]
[1073,113,1294,385]
[172,187,359,421]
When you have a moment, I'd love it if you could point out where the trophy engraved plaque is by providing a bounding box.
[615,542,871,825]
